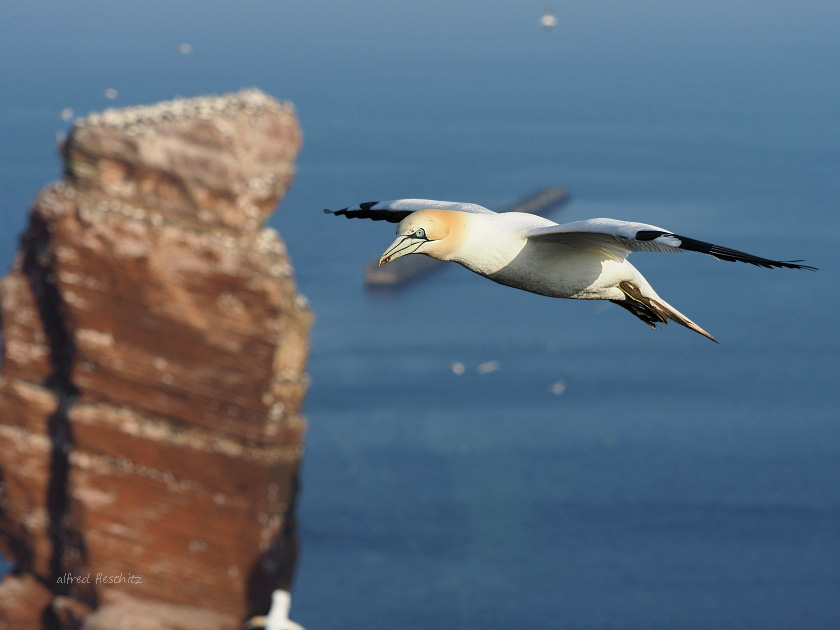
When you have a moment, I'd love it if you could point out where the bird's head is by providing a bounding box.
[378,209,465,266]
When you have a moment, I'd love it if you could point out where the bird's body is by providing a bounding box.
[442,211,625,299]
[325,199,815,342]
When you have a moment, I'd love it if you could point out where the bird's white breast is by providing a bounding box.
[451,212,547,274]
[452,212,631,300]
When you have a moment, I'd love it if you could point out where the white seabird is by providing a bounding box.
[541,9,558,29]
[244,589,305,630]
[325,199,816,342]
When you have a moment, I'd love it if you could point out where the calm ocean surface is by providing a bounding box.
[2,2,839,627]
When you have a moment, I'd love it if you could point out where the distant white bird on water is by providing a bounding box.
[325,199,816,342]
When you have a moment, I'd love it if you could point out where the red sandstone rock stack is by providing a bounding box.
[0,89,310,629]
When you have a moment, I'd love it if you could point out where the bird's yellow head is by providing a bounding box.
[378,209,466,265]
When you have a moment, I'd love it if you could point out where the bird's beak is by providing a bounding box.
[378,236,423,266]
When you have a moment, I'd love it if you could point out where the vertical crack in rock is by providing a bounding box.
[21,213,97,620]
[245,471,300,619]
[0,89,310,630]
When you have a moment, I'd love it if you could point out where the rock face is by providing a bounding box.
[0,90,310,629]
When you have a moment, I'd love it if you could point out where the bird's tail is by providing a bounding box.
[610,280,718,343]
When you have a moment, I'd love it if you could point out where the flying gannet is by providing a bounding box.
[325,199,816,342]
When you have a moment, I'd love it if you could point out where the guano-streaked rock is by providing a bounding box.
[0,89,310,630]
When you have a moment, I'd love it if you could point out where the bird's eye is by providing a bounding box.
[415,228,426,239]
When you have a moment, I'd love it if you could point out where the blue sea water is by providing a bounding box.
[1,1,839,627]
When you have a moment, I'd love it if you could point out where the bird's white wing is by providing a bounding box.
[527,218,816,270]
[324,199,495,223]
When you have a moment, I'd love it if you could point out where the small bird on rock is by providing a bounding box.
[243,590,304,630]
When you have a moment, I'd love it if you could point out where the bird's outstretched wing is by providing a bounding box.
[527,218,816,270]
[324,199,496,223]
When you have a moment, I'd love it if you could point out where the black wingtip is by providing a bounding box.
[766,260,818,271]
[672,234,818,271]
[321,204,412,223]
